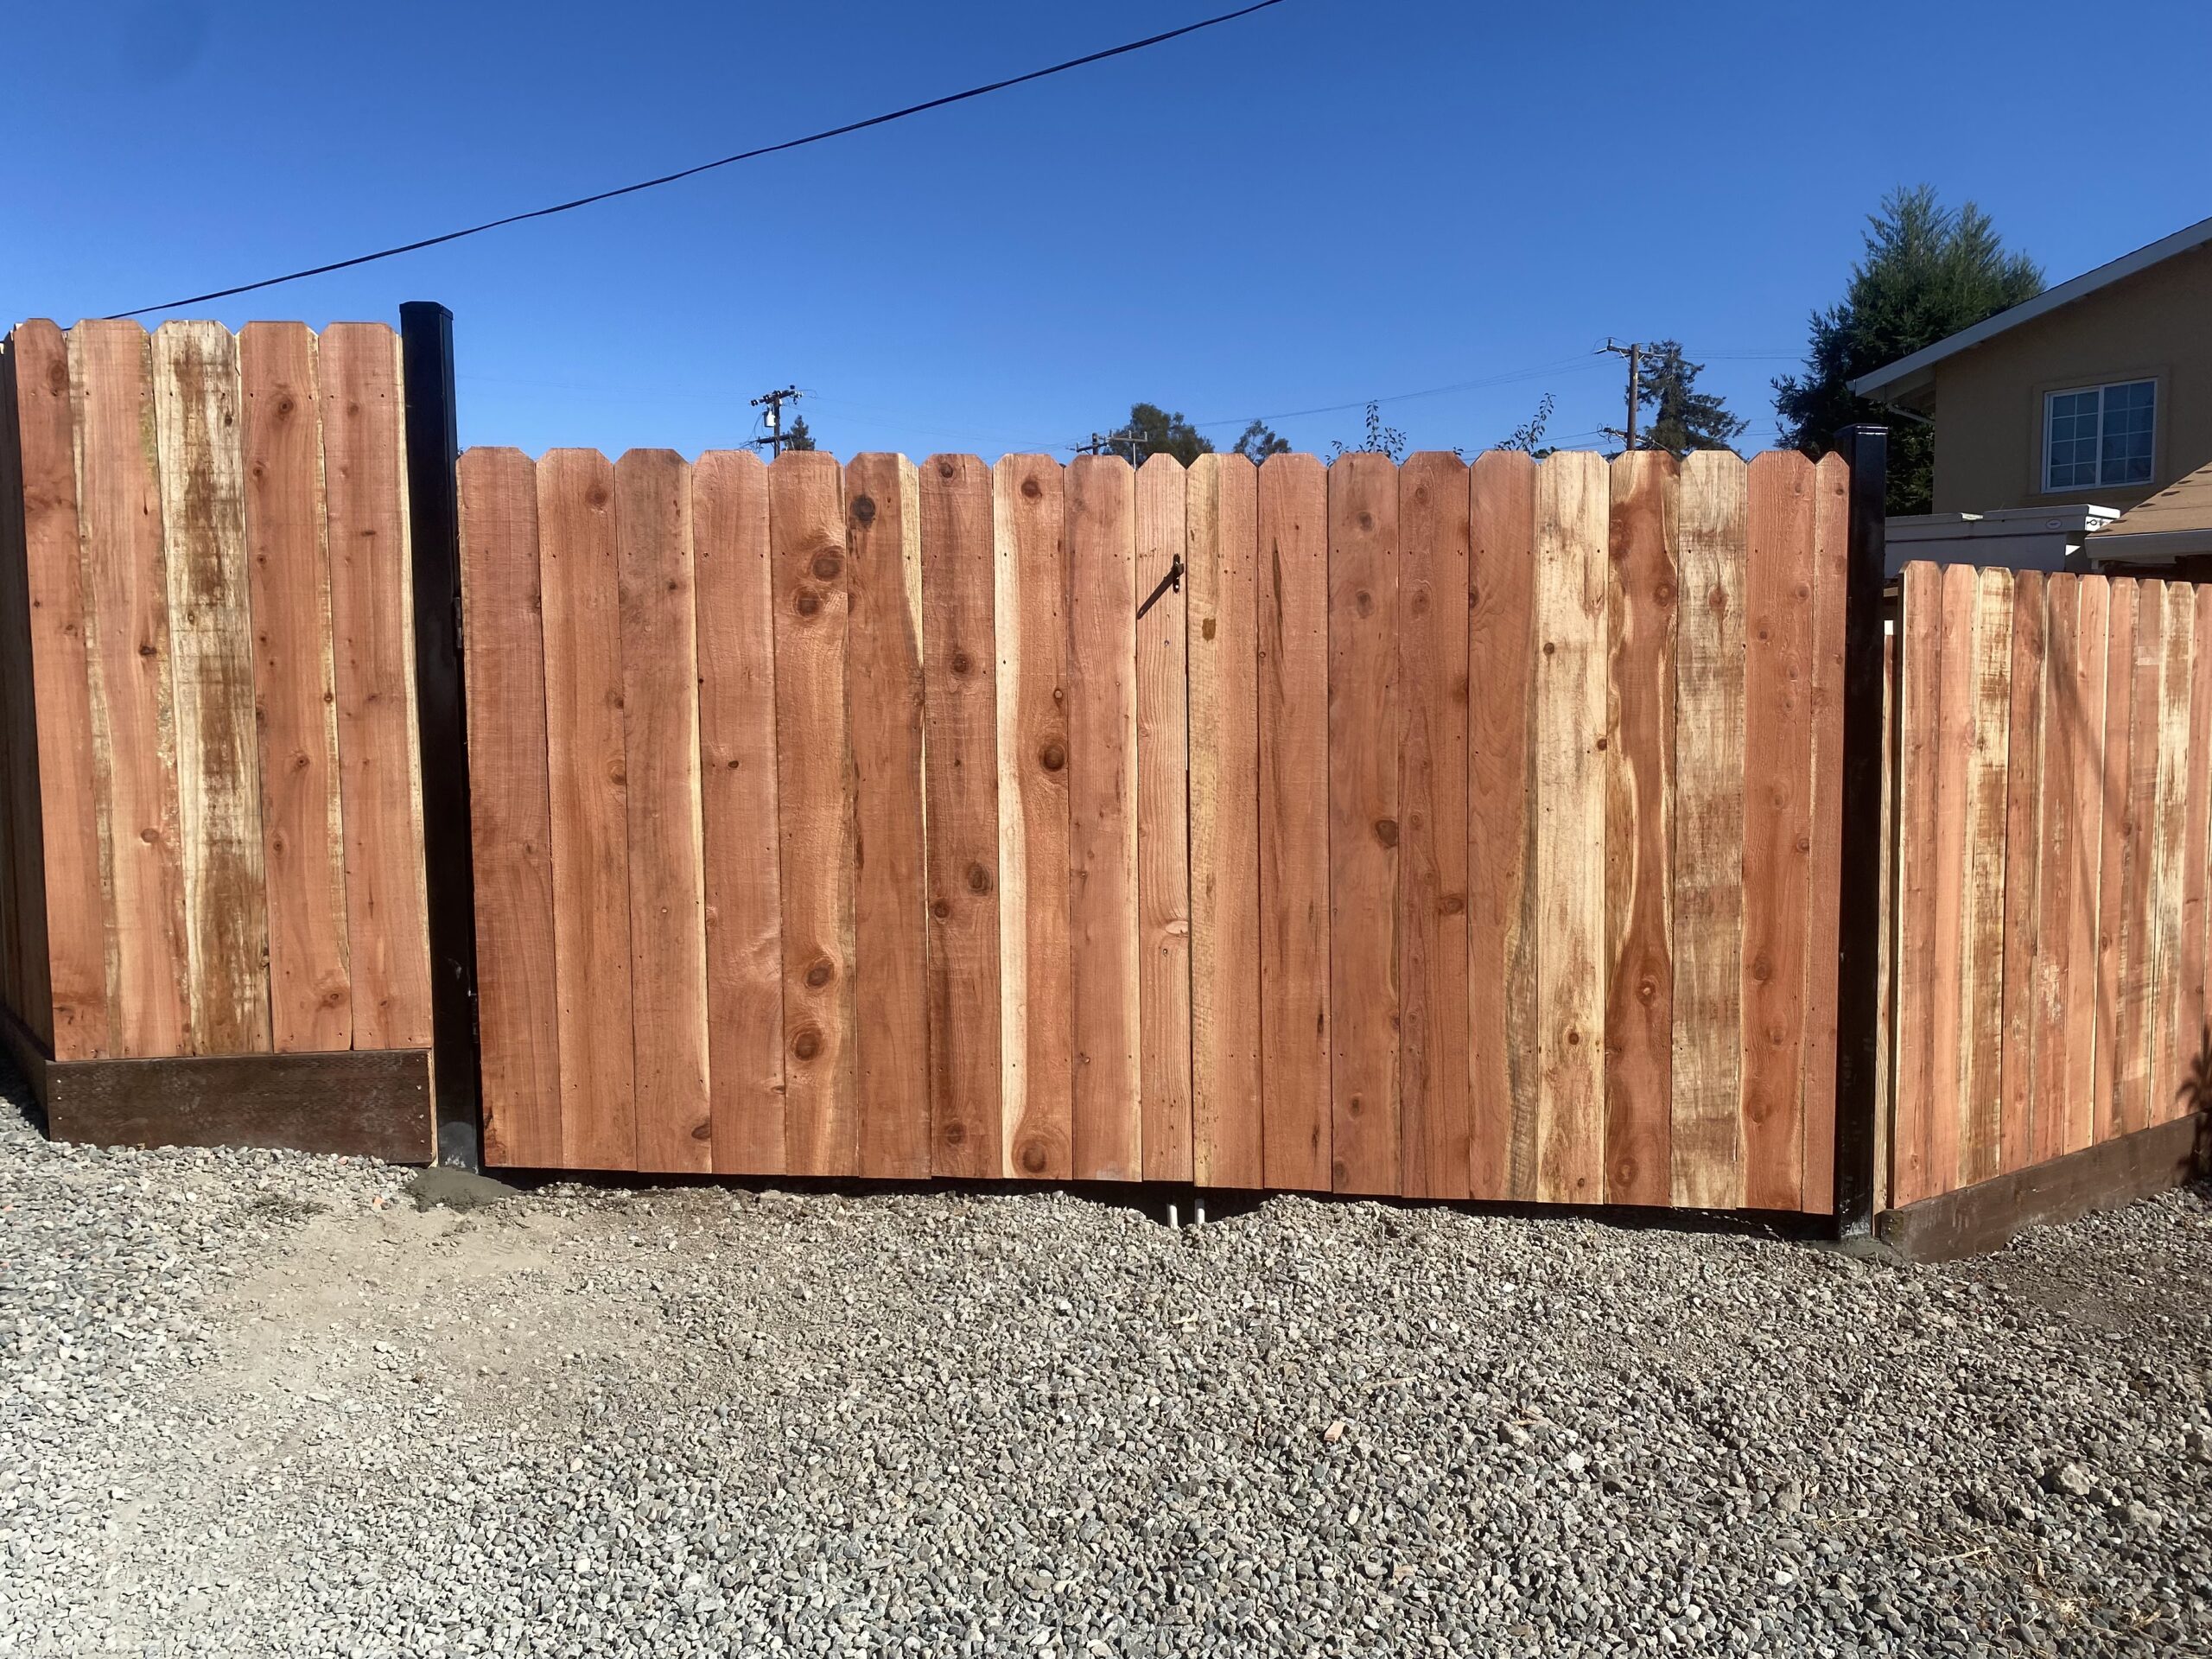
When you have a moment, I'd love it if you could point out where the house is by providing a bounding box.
[1851,213,2212,573]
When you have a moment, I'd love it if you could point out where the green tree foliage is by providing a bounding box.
[1636,343,1746,457]
[1232,418,1291,464]
[1109,403,1214,465]
[1774,186,2043,512]
[782,412,817,453]
[1326,402,1407,463]
[1498,392,1556,457]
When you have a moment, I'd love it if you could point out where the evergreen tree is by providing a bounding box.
[1108,403,1213,464]
[1232,419,1291,464]
[781,412,817,453]
[1774,186,2042,512]
[1636,343,1746,457]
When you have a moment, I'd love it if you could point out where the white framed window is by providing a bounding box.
[2044,379,2156,493]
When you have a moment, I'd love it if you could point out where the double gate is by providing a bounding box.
[457,442,1854,1211]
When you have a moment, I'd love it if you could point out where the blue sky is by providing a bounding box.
[8,1,2209,462]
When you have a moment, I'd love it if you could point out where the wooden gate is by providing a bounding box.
[1885,563,2212,1207]
[457,445,1851,1211]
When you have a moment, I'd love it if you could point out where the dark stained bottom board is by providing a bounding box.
[0,1002,434,1164]
[1878,1112,2204,1263]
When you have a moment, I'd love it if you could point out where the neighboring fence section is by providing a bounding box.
[0,320,432,1077]
[459,445,1851,1210]
[1889,562,2212,1205]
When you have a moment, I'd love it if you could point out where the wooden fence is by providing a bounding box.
[1887,563,2212,1205]
[0,321,432,1114]
[458,445,1852,1211]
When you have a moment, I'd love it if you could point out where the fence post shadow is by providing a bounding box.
[1831,425,1889,1236]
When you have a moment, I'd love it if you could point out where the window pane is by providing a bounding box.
[2094,380,2157,487]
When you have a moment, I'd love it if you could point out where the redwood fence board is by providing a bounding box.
[1602,451,1675,1208]
[991,454,1071,1181]
[456,447,559,1168]
[1397,452,1471,1201]
[1669,451,1747,1208]
[772,452,860,1178]
[615,449,710,1174]
[1466,451,1540,1202]
[150,321,270,1058]
[1186,454,1262,1191]
[1532,452,1607,1205]
[537,448,637,1170]
[1066,455,1141,1183]
[9,323,99,1058]
[845,454,931,1180]
[74,318,191,1059]
[1255,453,1332,1192]
[1326,452,1400,1196]
[240,322,352,1055]
[318,324,431,1052]
[691,449,785,1175]
[919,454,1001,1179]
[1135,454,1192,1183]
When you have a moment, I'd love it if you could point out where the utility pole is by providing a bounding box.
[749,385,803,456]
[1076,430,1143,463]
[1601,339,1643,454]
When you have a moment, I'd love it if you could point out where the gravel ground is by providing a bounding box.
[3,1068,2211,1658]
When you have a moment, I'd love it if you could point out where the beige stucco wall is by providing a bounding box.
[1932,242,2212,514]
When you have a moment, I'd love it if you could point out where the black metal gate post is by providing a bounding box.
[1831,424,1889,1235]
[399,302,483,1169]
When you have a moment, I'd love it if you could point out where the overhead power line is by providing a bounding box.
[109,0,1290,319]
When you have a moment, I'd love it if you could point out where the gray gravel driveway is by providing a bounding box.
[3,1068,2210,1657]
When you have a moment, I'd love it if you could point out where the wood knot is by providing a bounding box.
[1565,1027,1580,1046]
[938,459,957,480]
[1543,641,1556,657]
[1038,740,1065,772]
[804,957,835,988]
[966,862,991,894]
[585,486,609,509]
[943,1122,966,1147]
[796,590,821,618]
[1354,589,1374,618]
[1439,893,1465,916]
[1019,1139,1048,1174]
[931,899,951,919]
[1201,618,1217,641]
[950,649,973,676]
[811,551,842,582]
[851,494,877,525]
[690,1121,713,1141]
[1357,512,1374,532]
[1595,737,1608,752]
[1020,477,1042,499]
[791,1027,822,1061]
[1373,818,1398,848]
